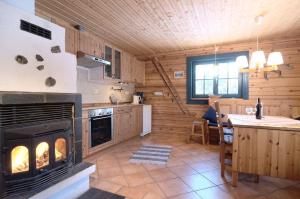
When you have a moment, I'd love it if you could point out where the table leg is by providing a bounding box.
[232,171,238,187]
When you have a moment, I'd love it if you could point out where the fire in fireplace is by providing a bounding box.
[11,137,68,173]
[11,146,29,174]
[0,92,82,198]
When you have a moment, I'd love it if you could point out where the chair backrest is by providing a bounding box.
[292,107,300,119]
[214,101,224,143]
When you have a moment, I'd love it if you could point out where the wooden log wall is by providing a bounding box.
[137,36,300,135]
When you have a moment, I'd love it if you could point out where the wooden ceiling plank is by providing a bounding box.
[36,0,300,56]
[36,0,153,54]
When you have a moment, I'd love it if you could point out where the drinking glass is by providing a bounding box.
[245,107,252,115]
[251,107,256,115]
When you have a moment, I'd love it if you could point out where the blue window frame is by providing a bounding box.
[187,51,249,104]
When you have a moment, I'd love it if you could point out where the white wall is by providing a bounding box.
[0,1,77,93]
[2,0,35,14]
[77,67,134,104]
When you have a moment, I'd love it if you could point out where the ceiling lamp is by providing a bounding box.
[237,15,284,77]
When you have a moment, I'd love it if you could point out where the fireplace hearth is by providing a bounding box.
[0,92,82,198]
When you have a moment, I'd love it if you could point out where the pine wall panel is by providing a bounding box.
[137,36,300,135]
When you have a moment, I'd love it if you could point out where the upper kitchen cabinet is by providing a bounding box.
[104,45,113,78]
[122,52,145,85]
[63,24,145,84]
[132,58,145,86]
[121,51,132,82]
[79,32,104,58]
[103,45,121,79]
[65,29,104,58]
[114,49,121,79]
[65,27,78,54]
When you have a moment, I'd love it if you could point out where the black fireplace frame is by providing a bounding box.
[0,92,82,198]
[3,119,72,181]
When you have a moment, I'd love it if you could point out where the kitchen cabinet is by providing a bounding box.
[82,105,143,157]
[114,107,131,144]
[65,27,79,54]
[104,45,113,78]
[104,45,122,80]
[114,105,143,144]
[82,110,89,159]
[82,118,89,159]
[132,58,145,86]
[121,52,145,85]
[114,49,121,79]
[63,26,145,84]
[79,32,104,57]
[65,28,104,58]
[132,106,143,136]
[121,51,132,82]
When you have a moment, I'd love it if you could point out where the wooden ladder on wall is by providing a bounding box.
[151,57,192,116]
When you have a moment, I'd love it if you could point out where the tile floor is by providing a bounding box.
[84,133,300,199]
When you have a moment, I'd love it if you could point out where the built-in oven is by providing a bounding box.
[88,108,113,148]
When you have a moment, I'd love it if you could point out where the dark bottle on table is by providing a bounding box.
[256,98,262,119]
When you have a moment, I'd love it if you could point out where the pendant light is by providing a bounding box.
[250,16,266,71]
[213,45,218,77]
[237,15,284,75]
[236,55,248,70]
[267,52,284,71]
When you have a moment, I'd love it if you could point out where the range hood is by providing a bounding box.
[77,51,111,68]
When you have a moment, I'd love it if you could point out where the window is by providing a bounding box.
[187,52,249,104]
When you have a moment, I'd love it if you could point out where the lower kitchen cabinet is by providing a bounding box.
[114,108,131,144]
[132,105,143,136]
[82,118,89,158]
[82,105,143,158]
[114,105,143,144]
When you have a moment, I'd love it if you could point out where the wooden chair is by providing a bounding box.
[215,101,259,182]
[292,107,300,120]
[187,120,206,144]
[201,119,218,144]
[215,101,233,177]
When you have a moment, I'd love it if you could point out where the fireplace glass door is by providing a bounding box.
[11,146,29,174]
[55,138,67,161]
[36,142,49,169]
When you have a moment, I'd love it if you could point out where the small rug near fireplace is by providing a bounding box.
[129,144,172,165]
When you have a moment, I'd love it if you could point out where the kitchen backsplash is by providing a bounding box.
[77,67,135,104]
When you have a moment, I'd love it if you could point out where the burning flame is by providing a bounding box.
[11,146,29,174]
[55,138,66,161]
[55,148,63,160]
[36,142,49,169]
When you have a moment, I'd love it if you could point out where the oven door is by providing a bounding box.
[89,115,112,148]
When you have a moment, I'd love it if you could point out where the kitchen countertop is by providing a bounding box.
[82,103,144,110]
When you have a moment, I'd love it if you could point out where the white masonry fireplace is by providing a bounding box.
[0,1,95,198]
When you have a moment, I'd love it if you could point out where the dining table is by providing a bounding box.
[227,114,300,187]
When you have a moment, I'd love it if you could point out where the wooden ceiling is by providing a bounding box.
[36,0,300,56]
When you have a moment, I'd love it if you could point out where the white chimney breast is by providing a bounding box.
[2,0,35,14]
[0,1,77,93]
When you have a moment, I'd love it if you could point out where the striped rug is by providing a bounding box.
[129,144,172,165]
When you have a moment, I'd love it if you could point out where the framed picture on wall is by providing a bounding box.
[174,71,184,78]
